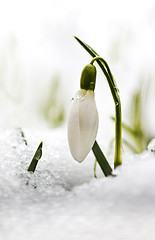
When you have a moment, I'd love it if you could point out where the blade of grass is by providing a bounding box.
[111,116,136,137]
[17,127,28,145]
[122,139,140,153]
[92,141,112,177]
[94,159,97,178]
[28,142,43,172]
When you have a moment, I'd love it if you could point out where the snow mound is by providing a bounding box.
[0,129,155,240]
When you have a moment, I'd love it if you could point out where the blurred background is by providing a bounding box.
[0,0,155,143]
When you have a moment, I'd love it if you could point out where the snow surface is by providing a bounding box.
[0,128,155,240]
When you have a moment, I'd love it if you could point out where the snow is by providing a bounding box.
[148,139,155,153]
[0,128,155,240]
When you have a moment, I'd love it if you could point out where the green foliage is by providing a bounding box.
[117,82,152,153]
[92,141,112,177]
[28,142,43,172]
[17,127,28,145]
[43,76,65,127]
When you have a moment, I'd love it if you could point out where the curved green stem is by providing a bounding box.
[91,56,122,168]
[90,56,117,89]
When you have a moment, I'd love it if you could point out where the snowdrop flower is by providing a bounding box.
[68,64,99,162]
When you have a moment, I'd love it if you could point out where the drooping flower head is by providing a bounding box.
[68,63,99,162]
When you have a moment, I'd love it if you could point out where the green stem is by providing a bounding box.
[90,56,122,168]
[90,56,117,90]
[114,98,122,167]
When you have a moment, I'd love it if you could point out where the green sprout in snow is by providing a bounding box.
[28,142,43,172]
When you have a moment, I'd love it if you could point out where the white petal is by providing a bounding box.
[68,89,99,162]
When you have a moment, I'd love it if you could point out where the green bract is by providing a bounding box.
[80,64,96,91]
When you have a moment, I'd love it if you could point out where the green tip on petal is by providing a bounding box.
[80,64,96,91]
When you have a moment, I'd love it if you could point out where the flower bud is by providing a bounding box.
[80,64,96,91]
[68,89,99,163]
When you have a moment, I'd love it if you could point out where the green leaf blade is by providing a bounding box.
[28,142,43,172]
[92,141,112,177]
